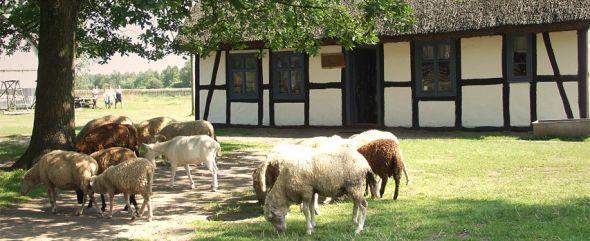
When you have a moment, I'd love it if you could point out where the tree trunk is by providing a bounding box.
[12,0,79,169]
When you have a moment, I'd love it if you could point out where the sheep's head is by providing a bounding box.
[143,143,157,162]
[264,202,287,233]
[20,169,39,195]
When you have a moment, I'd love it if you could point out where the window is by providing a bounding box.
[272,52,305,100]
[507,34,533,82]
[414,40,457,97]
[228,53,259,100]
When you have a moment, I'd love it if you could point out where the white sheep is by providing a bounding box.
[136,116,177,145]
[20,150,99,216]
[89,157,155,221]
[144,135,221,190]
[349,129,399,148]
[293,135,346,148]
[264,145,372,235]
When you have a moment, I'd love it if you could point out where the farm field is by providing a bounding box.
[0,96,589,240]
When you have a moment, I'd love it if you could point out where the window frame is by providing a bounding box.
[506,34,534,82]
[227,53,260,100]
[414,40,457,97]
[272,51,306,100]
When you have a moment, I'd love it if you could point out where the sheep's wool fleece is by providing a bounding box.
[295,135,345,148]
[37,150,98,190]
[349,130,399,148]
[137,116,177,144]
[272,145,371,199]
[90,147,137,174]
[159,120,215,140]
[77,115,133,140]
[96,158,155,194]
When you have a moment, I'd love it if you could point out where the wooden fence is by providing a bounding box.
[75,88,192,97]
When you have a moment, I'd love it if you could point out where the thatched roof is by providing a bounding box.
[180,0,590,46]
[388,0,590,36]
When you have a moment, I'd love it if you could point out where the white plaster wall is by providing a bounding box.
[509,83,531,126]
[0,51,38,88]
[231,103,258,125]
[262,49,270,85]
[274,103,304,126]
[199,90,226,124]
[418,101,455,127]
[537,82,579,120]
[383,42,411,82]
[309,46,342,83]
[200,51,226,85]
[263,90,270,125]
[537,31,578,76]
[384,87,412,127]
[309,89,341,126]
[462,85,503,127]
[461,36,502,79]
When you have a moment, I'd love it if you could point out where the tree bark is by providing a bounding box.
[12,0,79,169]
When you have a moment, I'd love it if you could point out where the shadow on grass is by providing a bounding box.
[0,169,44,207]
[193,197,590,241]
[220,141,266,153]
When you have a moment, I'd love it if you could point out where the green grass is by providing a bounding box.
[0,169,44,207]
[191,138,590,241]
[0,95,195,138]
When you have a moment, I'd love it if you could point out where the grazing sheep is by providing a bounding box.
[136,116,177,145]
[357,139,409,200]
[155,120,216,142]
[75,123,139,155]
[349,129,399,148]
[89,158,155,221]
[144,135,221,190]
[264,145,373,235]
[86,147,138,212]
[77,115,133,141]
[20,150,100,216]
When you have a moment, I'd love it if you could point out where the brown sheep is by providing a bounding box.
[136,116,177,145]
[84,147,138,212]
[75,123,139,155]
[357,139,409,200]
[76,115,133,141]
[156,120,216,141]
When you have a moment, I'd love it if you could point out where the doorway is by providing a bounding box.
[345,47,381,125]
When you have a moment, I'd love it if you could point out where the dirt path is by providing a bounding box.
[0,137,286,241]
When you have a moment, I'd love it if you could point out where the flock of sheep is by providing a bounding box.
[19,114,409,235]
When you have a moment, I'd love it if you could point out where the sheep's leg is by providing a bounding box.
[108,193,114,219]
[380,176,389,198]
[100,194,107,212]
[352,200,359,226]
[313,193,320,215]
[355,198,368,234]
[147,196,153,222]
[93,192,103,217]
[47,187,57,214]
[75,192,88,216]
[124,193,135,221]
[138,194,147,218]
[309,198,317,228]
[206,160,218,191]
[301,200,314,235]
[170,164,177,188]
[185,164,195,189]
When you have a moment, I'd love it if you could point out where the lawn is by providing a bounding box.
[195,138,590,241]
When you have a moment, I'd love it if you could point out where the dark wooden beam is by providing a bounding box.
[257,49,264,126]
[269,49,275,126]
[308,82,342,89]
[455,39,462,128]
[460,78,503,86]
[502,35,510,128]
[203,50,222,121]
[225,50,231,125]
[304,54,310,126]
[542,32,574,119]
[531,34,538,122]
[384,81,412,87]
[410,42,419,128]
[578,27,589,118]
[194,54,200,120]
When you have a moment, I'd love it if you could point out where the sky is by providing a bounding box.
[0,51,188,87]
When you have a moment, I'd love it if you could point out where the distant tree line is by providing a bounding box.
[75,60,192,89]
